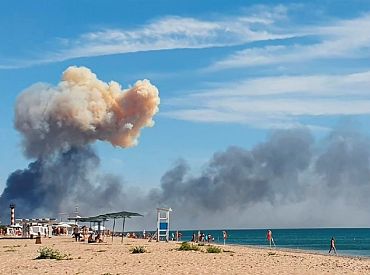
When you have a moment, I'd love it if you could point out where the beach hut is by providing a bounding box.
[6,224,22,236]
[56,222,72,235]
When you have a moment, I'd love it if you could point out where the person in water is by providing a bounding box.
[329,237,337,255]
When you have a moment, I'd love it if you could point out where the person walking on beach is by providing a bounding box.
[329,237,337,255]
[267,230,275,247]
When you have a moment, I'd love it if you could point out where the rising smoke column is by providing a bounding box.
[0,66,160,220]
[15,66,160,158]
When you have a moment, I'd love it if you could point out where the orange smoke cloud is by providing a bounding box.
[15,66,160,157]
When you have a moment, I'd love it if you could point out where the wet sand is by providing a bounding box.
[1,236,370,274]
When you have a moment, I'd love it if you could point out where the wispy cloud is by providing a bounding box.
[162,71,370,128]
[0,6,294,68]
[207,14,370,71]
[189,71,370,97]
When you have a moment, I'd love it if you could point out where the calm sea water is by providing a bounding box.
[169,228,370,257]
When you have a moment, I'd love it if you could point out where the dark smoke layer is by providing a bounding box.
[0,147,124,219]
[143,127,370,229]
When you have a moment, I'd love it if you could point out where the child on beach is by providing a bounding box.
[329,237,337,255]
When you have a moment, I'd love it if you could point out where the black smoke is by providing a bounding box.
[0,146,124,221]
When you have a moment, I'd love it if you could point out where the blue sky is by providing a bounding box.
[2,0,370,196]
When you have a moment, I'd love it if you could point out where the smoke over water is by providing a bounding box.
[0,66,160,220]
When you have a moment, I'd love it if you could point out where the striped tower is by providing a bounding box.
[9,204,15,225]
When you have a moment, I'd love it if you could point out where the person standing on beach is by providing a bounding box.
[329,237,337,255]
[222,230,228,245]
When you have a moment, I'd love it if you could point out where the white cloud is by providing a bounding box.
[204,98,370,116]
[162,71,370,128]
[52,15,293,61]
[0,7,295,68]
[207,14,370,71]
[191,71,370,97]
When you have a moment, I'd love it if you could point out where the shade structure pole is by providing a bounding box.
[121,217,126,243]
[112,218,116,243]
[103,220,105,238]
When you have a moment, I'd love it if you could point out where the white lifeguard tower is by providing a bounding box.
[156,208,172,242]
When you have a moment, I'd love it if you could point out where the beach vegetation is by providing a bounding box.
[36,246,71,260]
[131,246,146,254]
[206,246,222,253]
[178,242,200,251]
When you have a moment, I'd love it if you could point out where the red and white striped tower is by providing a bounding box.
[9,204,15,225]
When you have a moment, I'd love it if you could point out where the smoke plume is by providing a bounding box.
[2,66,369,229]
[15,66,160,158]
[0,147,124,218]
[0,66,160,221]
[139,127,370,230]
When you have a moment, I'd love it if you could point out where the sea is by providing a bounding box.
[168,228,370,257]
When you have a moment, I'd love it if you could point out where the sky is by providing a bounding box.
[1,0,370,230]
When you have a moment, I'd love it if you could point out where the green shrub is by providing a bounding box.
[36,247,71,260]
[206,246,222,253]
[178,242,199,251]
[131,246,146,254]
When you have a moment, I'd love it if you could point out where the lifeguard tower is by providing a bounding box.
[156,208,172,242]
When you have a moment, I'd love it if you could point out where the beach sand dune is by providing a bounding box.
[1,236,369,274]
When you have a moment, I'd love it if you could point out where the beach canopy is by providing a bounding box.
[68,210,142,223]
[68,210,143,243]
[95,211,143,220]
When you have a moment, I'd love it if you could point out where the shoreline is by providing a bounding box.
[0,236,370,274]
[168,227,370,258]
[226,242,370,260]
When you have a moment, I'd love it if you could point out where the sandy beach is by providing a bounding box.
[0,236,369,275]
